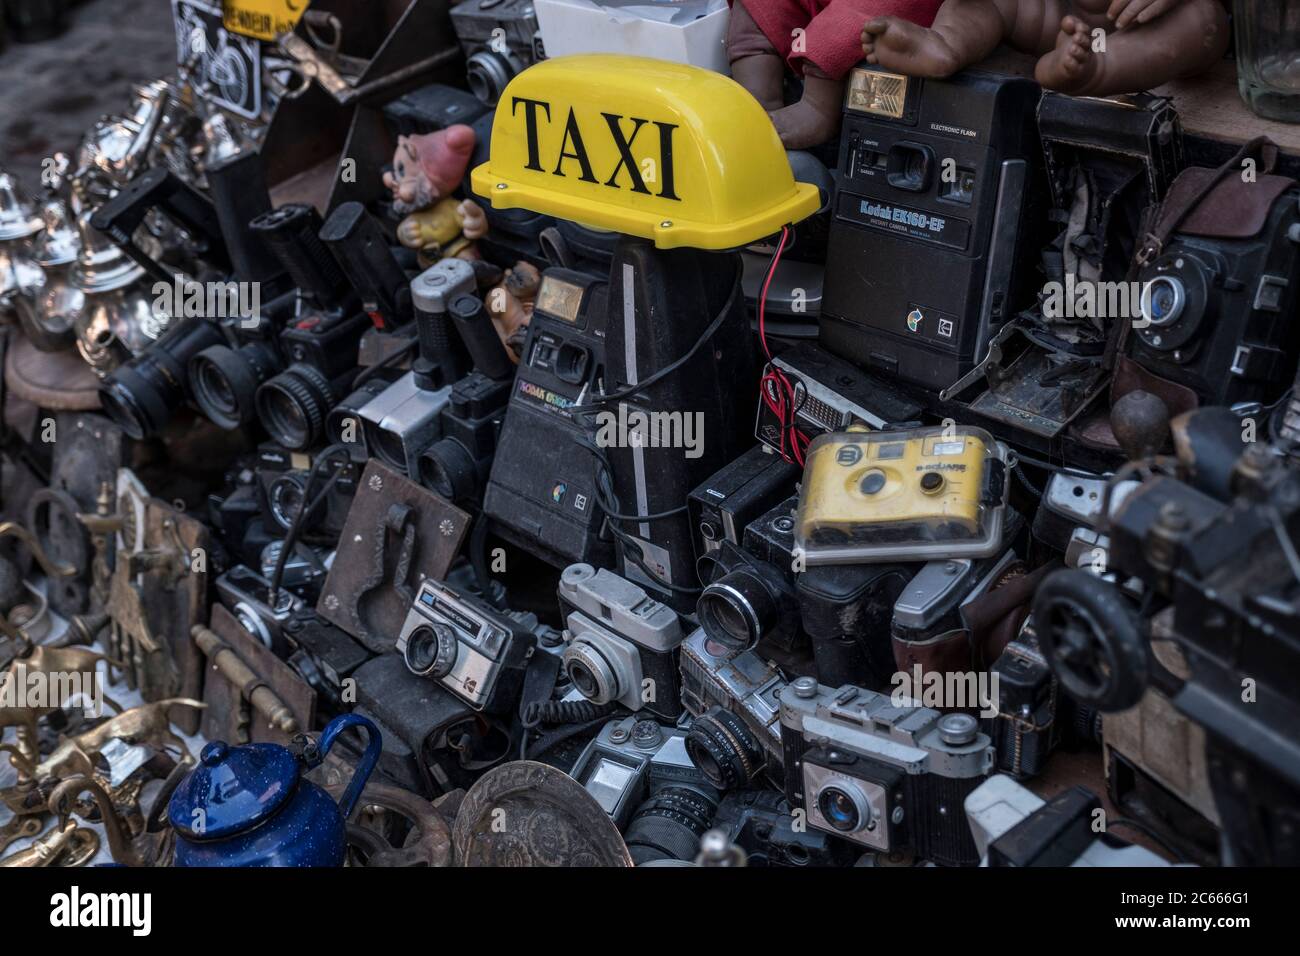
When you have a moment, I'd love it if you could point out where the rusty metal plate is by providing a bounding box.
[315,460,470,653]
[452,761,632,868]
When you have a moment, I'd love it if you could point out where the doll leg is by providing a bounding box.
[728,0,788,110]
[768,63,846,148]
[862,0,1019,77]
[1035,0,1229,95]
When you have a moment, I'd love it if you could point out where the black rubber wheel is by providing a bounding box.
[1032,569,1150,713]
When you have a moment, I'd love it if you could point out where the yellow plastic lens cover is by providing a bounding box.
[470,55,822,250]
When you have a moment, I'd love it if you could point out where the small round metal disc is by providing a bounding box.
[452,761,632,868]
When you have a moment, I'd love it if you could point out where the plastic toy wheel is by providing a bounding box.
[1032,569,1150,713]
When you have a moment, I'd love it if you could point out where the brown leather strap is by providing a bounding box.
[1133,136,1279,274]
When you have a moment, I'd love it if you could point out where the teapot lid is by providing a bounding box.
[167,740,301,840]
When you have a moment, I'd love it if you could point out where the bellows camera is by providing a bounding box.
[1131,173,1300,406]
[820,67,1045,392]
[558,563,684,721]
[396,578,536,713]
[779,679,994,865]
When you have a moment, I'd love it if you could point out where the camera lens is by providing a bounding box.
[1141,275,1186,328]
[465,51,515,106]
[190,341,282,430]
[266,473,307,533]
[98,316,224,440]
[816,785,869,834]
[623,785,719,866]
[256,363,335,451]
[685,706,765,790]
[403,623,459,678]
[418,437,479,504]
[697,568,781,650]
[561,639,623,704]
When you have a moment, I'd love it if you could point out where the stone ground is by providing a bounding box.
[0,0,177,192]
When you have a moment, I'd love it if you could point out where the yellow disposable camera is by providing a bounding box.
[795,425,1011,565]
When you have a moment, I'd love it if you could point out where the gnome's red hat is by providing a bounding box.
[416,124,477,196]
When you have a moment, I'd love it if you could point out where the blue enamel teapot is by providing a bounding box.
[167,714,381,867]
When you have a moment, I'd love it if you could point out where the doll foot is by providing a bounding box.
[1035,16,1101,93]
[731,53,786,111]
[768,72,844,149]
[861,16,961,77]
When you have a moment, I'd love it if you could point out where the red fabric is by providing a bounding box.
[739,0,941,79]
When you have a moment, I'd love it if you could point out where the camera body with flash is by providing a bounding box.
[396,578,537,713]
[558,563,684,721]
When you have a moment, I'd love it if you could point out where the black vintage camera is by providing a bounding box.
[280,612,372,719]
[1033,428,1300,864]
[253,442,357,544]
[820,66,1046,393]
[247,204,370,451]
[449,0,545,106]
[395,577,537,713]
[799,562,912,690]
[483,268,613,569]
[416,293,514,506]
[696,499,802,654]
[557,563,685,722]
[417,370,510,506]
[99,315,227,440]
[983,625,1062,780]
[1130,174,1300,407]
[711,789,855,867]
[687,445,800,566]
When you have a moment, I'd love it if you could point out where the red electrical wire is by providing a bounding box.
[758,226,812,467]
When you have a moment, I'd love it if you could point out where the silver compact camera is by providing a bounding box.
[779,679,994,865]
[558,564,684,721]
[679,627,786,790]
[396,579,536,712]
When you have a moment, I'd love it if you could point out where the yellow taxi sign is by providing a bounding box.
[222,0,306,42]
[470,55,821,250]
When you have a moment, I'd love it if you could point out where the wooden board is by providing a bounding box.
[979,49,1300,155]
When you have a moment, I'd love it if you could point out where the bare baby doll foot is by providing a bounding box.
[861,16,961,78]
[1034,16,1101,93]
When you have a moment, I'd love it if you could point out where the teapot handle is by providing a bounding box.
[318,714,383,821]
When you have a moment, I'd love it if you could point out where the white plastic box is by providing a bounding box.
[534,0,731,74]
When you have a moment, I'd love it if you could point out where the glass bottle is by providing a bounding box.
[1235,0,1300,123]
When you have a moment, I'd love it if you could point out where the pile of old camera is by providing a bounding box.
[1,1,1299,869]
